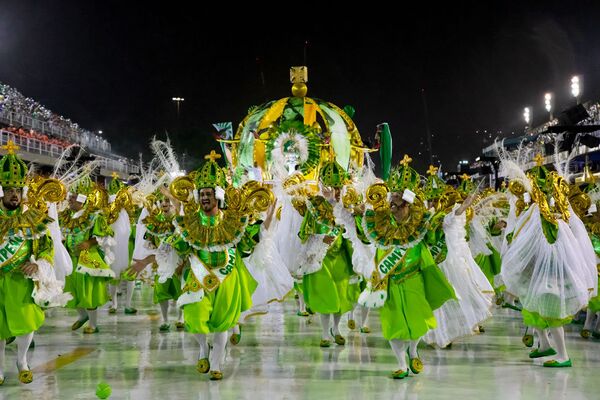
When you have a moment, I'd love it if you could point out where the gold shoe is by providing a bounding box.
[348,319,356,330]
[409,357,424,374]
[230,334,240,345]
[18,370,33,384]
[391,369,409,379]
[360,326,371,334]
[71,316,89,331]
[319,339,332,348]
[175,322,185,331]
[209,370,223,380]
[108,307,117,314]
[83,326,99,334]
[522,334,534,348]
[0,376,4,385]
[581,329,592,339]
[333,334,346,346]
[196,358,210,374]
[230,326,242,345]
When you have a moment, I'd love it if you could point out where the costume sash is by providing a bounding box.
[373,246,408,288]
[428,236,446,264]
[0,235,26,271]
[187,248,236,293]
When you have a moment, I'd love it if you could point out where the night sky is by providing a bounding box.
[1,1,599,173]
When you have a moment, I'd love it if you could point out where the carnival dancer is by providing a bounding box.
[136,151,270,380]
[500,154,597,367]
[356,155,456,379]
[106,175,137,315]
[62,174,116,334]
[421,167,494,348]
[296,160,360,347]
[459,175,504,296]
[571,179,600,339]
[0,141,70,384]
[131,190,184,331]
[331,161,379,335]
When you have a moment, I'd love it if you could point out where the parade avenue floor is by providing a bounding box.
[0,287,598,400]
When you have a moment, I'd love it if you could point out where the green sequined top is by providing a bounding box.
[0,208,54,273]
[171,210,260,269]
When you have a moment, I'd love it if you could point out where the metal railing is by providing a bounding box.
[0,108,111,152]
[0,129,139,175]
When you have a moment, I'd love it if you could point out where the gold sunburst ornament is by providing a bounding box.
[0,141,59,241]
[170,152,274,250]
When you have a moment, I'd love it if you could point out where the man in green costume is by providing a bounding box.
[0,141,66,385]
[132,151,268,380]
[357,155,456,379]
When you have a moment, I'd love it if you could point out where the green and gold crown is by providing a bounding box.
[0,141,28,188]
[70,175,94,195]
[108,172,125,195]
[319,160,349,188]
[194,150,227,189]
[423,165,446,200]
[386,155,421,194]
[527,155,553,196]
[457,173,474,197]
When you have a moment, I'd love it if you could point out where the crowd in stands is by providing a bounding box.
[1,125,72,147]
[0,81,110,151]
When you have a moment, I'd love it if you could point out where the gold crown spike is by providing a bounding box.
[427,165,438,176]
[205,150,222,162]
[111,172,119,179]
[460,173,471,181]
[534,153,545,166]
[1,140,20,155]
[400,154,413,166]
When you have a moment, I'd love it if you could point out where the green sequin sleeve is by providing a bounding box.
[168,235,192,258]
[354,215,370,244]
[92,213,114,238]
[237,221,262,257]
[34,233,55,264]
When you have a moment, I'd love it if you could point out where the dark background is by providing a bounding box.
[1,1,599,172]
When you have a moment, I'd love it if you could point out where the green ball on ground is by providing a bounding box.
[96,382,112,399]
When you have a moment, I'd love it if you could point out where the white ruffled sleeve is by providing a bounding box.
[30,256,73,308]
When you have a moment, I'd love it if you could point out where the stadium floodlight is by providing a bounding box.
[523,107,531,125]
[544,93,553,120]
[571,76,581,100]
[172,97,185,116]
[544,93,552,113]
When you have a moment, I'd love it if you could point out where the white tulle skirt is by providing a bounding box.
[500,204,597,320]
[47,202,73,282]
[274,199,304,276]
[424,210,494,347]
[240,229,294,322]
[110,208,132,276]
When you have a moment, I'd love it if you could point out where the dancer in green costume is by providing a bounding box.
[62,175,115,334]
[577,181,600,338]
[357,155,455,379]
[0,141,70,385]
[298,161,359,347]
[133,151,271,380]
[106,176,138,315]
[500,155,597,368]
[131,190,184,332]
